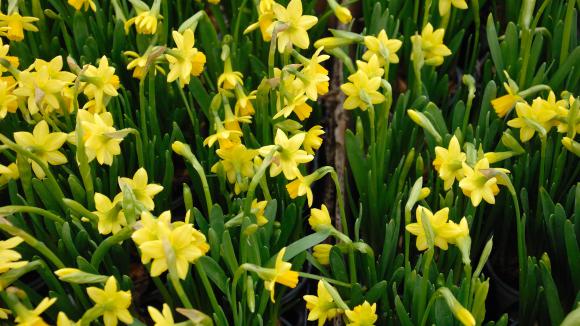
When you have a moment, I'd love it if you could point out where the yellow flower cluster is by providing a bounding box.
[406,206,471,253]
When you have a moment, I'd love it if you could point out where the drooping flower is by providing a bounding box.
[270,0,318,52]
[0,237,27,274]
[68,0,97,12]
[345,301,378,326]
[304,280,343,326]
[405,206,451,251]
[243,0,276,41]
[298,47,330,100]
[410,23,451,66]
[0,162,19,185]
[13,120,68,179]
[328,0,352,24]
[491,76,522,118]
[458,159,501,207]
[438,217,472,265]
[86,277,133,326]
[303,125,325,155]
[0,78,17,119]
[82,56,120,113]
[261,247,299,302]
[165,29,206,87]
[93,193,126,235]
[125,11,159,35]
[312,244,332,265]
[203,118,243,148]
[259,129,313,180]
[218,58,243,90]
[341,70,385,111]
[433,135,466,190]
[286,171,315,206]
[116,168,164,211]
[124,47,166,80]
[363,30,403,66]
[275,76,313,121]
[0,38,19,73]
[132,211,209,279]
[0,12,39,41]
[13,297,56,326]
[251,199,269,226]
[309,204,332,232]
[439,0,468,16]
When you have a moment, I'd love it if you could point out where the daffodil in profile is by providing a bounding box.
[259,129,313,180]
[286,171,316,206]
[304,280,343,326]
[312,244,332,265]
[0,11,39,41]
[80,111,125,166]
[261,247,299,302]
[251,199,269,226]
[491,75,522,118]
[13,297,56,326]
[439,0,468,16]
[0,78,17,119]
[458,158,500,207]
[13,120,68,179]
[405,206,451,251]
[211,143,258,194]
[303,125,325,155]
[243,0,276,41]
[341,70,385,111]
[0,237,27,274]
[68,0,97,12]
[309,204,332,231]
[86,277,133,326]
[270,0,318,52]
[116,168,163,211]
[433,135,466,190]
[166,29,206,87]
[363,30,402,66]
[0,162,19,185]
[345,301,378,326]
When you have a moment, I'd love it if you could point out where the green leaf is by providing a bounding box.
[283,230,330,261]
[197,256,228,295]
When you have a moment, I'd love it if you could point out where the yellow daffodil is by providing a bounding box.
[68,0,97,12]
[439,217,471,264]
[363,30,403,66]
[286,172,316,206]
[116,167,164,211]
[345,301,378,326]
[82,56,120,113]
[341,70,385,111]
[125,11,159,35]
[0,78,17,119]
[0,237,27,274]
[562,137,580,157]
[356,55,384,79]
[405,206,451,251]
[86,277,133,326]
[0,12,39,41]
[124,47,166,80]
[328,0,352,24]
[312,244,332,265]
[507,98,557,142]
[13,56,76,115]
[13,297,56,326]
[259,129,313,180]
[235,88,257,116]
[56,312,77,326]
[203,118,243,147]
[166,29,206,87]
[0,38,19,72]
[275,76,313,121]
[218,57,243,90]
[439,0,468,16]
[491,76,522,118]
[13,120,68,179]
[303,125,325,154]
[244,0,276,41]
[540,91,570,129]
[0,308,9,319]
[309,204,332,231]
[261,247,299,302]
[458,159,500,207]
[270,0,318,52]
[299,47,330,100]
[433,135,466,190]
[0,162,19,185]
[148,304,174,326]
[211,143,258,194]
[132,211,209,279]
[93,193,126,235]
[252,199,269,226]
[304,280,343,326]
[76,110,125,165]
[410,23,451,66]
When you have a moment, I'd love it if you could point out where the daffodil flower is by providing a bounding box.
[86,277,133,326]
[345,301,378,326]
[304,280,343,326]
[270,0,318,53]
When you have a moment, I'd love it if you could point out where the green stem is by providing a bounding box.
[508,186,526,295]
[420,291,442,326]
[169,272,193,308]
[329,170,348,237]
[244,147,279,216]
[0,206,65,224]
[297,272,352,288]
[422,0,432,28]
[195,263,221,314]
[90,227,133,269]
[539,136,547,189]
[560,0,574,64]
[177,144,213,216]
